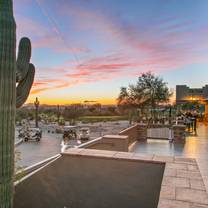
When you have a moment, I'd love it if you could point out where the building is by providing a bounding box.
[176,85,208,104]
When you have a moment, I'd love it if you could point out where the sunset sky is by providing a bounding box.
[14,0,208,105]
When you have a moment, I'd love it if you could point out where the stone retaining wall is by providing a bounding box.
[119,124,140,145]
[78,123,186,152]
[78,135,129,152]
[64,149,208,208]
[172,124,186,143]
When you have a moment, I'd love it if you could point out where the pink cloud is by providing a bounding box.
[57,2,208,69]
[18,1,208,95]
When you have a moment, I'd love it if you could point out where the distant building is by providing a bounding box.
[176,85,208,104]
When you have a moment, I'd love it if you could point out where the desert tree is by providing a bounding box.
[117,72,172,123]
[63,104,83,125]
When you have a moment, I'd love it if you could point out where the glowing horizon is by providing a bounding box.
[14,0,208,105]
[27,96,117,105]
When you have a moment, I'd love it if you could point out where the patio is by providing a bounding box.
[14,122,208,208]
[14,148,208,208]
[14,152,165,208]
[130,123,208,192]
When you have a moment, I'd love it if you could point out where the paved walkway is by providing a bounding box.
[131,123,208,192]
[16,131,62,167]
[15,121,129,168]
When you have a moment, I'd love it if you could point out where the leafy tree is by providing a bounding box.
[92,103,102,111]
[117,87,129,106]
[107,106,116,114]
[16,108,29,123]
[56,105,61,123]
[117,72,172,122]
[63,104,83,125]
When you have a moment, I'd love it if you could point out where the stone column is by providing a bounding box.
[137,123,147,141]
[172,124,186,143]
[204,101,208,122]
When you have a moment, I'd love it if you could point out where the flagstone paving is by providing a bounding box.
[64,148,208,208]
[130,123,208,192]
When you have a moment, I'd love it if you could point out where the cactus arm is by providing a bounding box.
[0,0,16,207]
[16,37,36,108]
[16,64,35,108]
[16,37,31,82]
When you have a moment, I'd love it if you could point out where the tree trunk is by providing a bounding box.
[0,0,16,207]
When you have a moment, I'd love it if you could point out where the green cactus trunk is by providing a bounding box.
[0,0,16,207]
[0,0,35,206]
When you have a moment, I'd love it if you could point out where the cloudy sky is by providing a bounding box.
[14,0,208,104]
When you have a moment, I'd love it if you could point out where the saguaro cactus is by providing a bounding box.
[57,104,61,123]
[34,97,40,128]
[0,0,35,207]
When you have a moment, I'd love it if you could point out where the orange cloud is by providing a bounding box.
[31,77,82,94]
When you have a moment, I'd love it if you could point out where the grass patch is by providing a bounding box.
[78,115,128,123]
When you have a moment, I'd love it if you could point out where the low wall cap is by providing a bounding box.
[103,135,128,139]
[173,124,186,128]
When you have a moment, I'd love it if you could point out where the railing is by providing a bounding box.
[147,127,169,139]
[15,138,23,147]
[146,124,185,142]
[15,154,61,183]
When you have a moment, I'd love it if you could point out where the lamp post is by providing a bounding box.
[34,97,40,128]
